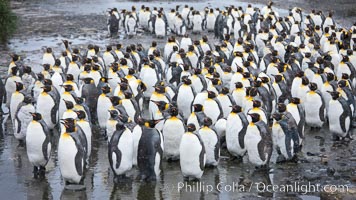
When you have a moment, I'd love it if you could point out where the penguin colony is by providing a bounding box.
[3,1,356,186]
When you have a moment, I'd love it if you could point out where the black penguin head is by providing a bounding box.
[124,91,133,99]
[221,87,229,95]
[169,106,179,117]
[75,97,84,105]
[83,77,94,84]
[30,112,42,121]
[11,54,20,62]
[207,91,216,99]
[248,113,260,123]
[338,80,347,88]
[42,85,52,93]
[301,77,309,86]
[101,86,111,94]
[145,119,162,128]
[120,77,128,84]
[309,82,318,91]
[252,100,262,108]
[23,96,32,104]
[272,112,283,121]
[328,91,340,100]
[46,47,52,54]
[260,76,269,84]
[109,96,121,106]
[119,82,129,90]
[66,74,74,82]
[231,105,242,113]
[187,123,196,132]
[43,64,50,71]
[193,104,203,112]
[151,100,169,111]
[115,121,125,130]
[182,76,192,85]
[291,97,300,104]
[154,85,166,94]
[61,118,76,132]
[24,66,32,74]
[15,82,24,91]
[118,114,129,123]
[243,72,251,79]
[193,68,202,75]
[249,87,258,97]
[108,109,119,119]
[128,68,136,75]
[277,103,287,113]
[75,110,86,120]
[63,84,73,92]
[203,117,213,127]
[341,73,349,80]
[273,74,283,83]
[54,59,61,66]
[63,99,74,110]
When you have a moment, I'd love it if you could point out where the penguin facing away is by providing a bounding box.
[198,117,220,167]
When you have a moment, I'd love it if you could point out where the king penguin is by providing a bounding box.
[75,110,92,160]
[58,85,77,122]
[162,106,185,161]
[26,112,51,177]
[97,86,113,134]
[108,122,134,181]
[137,119,164,181]
[14,95,35,146]
[180,123,206,180]
[304,82,325,129]
[10,82,25,125]
[176,76,196,120]
[244,113,273,168]
[226,105,249,161]
[36,85,59,130]
[203,91,223,124]
[198,117,220,167]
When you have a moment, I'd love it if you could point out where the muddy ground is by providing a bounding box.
[0,0,355,199]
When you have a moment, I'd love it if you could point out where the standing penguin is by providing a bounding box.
[58,85,77,122]
[75,110,92,160]
[286,97,305,148]
[58,119,86,185]
[126,14,138,38]
[106,109,119,142]
[176,76,196,120]
[26,113,51,177]
[327,91,352,140]
[198,118,220,167]
[304,82,325,129]
[203,91,223,124]
[162,106,185,161]
[10,82,25,124]
[180,124,206,180]
[5,67,22,108]
[226,105,249,161]
[154,13,167,38]
[14,96,35,146]
[97,86,113,135]
[272,113,297,163]
[137,119,164,181]
[244,113,273,168]
[108,122,133,181]
[80,77,100,123]
[36,85,59,130]
[187,104,207,130]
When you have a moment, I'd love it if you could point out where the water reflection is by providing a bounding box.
[60,188,87,200]
[26,177,53,200]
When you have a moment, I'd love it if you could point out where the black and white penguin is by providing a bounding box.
[26,112,51,177]
[121,92,140,122]
[244,113,273,168]
[327,91,352,140]
[80,77,99,122]
[272,113,298,163]
[154,13,167,38]
[162,106,185,161]
[125,14,138,38]
[149,84,170,120]
[97,86,113,133]
[179,124,206,180]
[58,119,86,185]
[10,81,25,124]
[203,91,223,124]
[137,119,164,181]
[226,105,249,161]
[132,117,145,166]
[108,122,133,181]
[75,110,92,160]
[198,117,220,167]
[5,66,22,109]
[42,47,56,67]
[176,76,196,120]
[106,109,119,142]
[58,84,77,122]
[304,82,325,129]
[206,9,216,32]
[217,87,235,118]
[192,11,204,34]
[187,104,207,130]
[14,96,35,146]
[36,85,59,130]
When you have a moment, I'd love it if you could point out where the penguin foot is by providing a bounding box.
[276,155,286,163]
[39,166,46,177]
[33,166,39,178]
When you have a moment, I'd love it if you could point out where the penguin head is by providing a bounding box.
[145,119,162,128]
[193,104,203,112]
[260,76,270,84]
[272,112,283,121]
[37,73,44,81]
[46,47,52,54]
[109,96,121,106]
[54,59,61,66]
[242,72,251,78]
[187,123,196,132]
[10,66,19,75]
[115,121,125,131]
[118,114,129,123]
[221,87,229,95]
[119,82,129,90]
[43,64,50,71]
[301,77,309,86]
[182,76,192,85]
[295,71,304,78]
[290,97,301,105]
[63,99,74,110]
[151,100,169,111]
[124,91,133,99]
[108,109,119,119]
[249,87,258,97]
[341,73,349,80]
[235,82,243,89]
[63,84,73,92]
[193,68,202,75]
[75,97,84,105]
[248,113,260,123]
[308,82,318,91]
[203,117,213,127]
[11,54,20,62]
[75,110,86,120]
[252,100,262,108]
[106,46,112,52]
[207,90,217,99]
[277,103,287,113]
[328,91,340,100]
[154,85,166,94]
[169,106,179,117]
[61,118,76,132]
[83,77,94,84]
[231,105,242,113]
[101,85,111,94]
[338,80,347,88]
[66,74,74,82]
[30,112,42,121]
[128,68,136,75]
[15,82,24,91]
[42,85,52,93]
